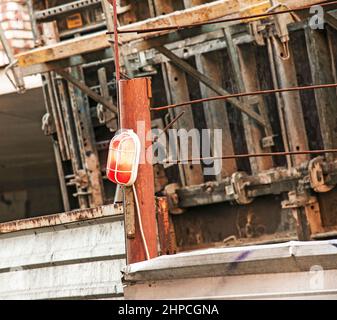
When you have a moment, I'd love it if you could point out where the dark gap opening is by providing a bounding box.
[185,56,214,182]
[220,49,251,173]
[291,29,324,152]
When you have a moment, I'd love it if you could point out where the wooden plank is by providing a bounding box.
[17,0,235,67]
[16,0,327,68]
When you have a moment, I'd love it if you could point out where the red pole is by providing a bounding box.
[119,77,158,263]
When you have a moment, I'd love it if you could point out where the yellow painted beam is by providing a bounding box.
[15,0,328,69]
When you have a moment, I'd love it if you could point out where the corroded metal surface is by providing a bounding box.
[0,204,123,234]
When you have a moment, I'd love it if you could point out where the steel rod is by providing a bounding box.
[151,82,337,112]
[162,149,337,164]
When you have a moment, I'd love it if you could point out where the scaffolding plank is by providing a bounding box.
[15,0,326,70]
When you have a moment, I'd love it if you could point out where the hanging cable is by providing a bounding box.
[132,184,150,260]
[151,82,337,112]
[107,0,337,35]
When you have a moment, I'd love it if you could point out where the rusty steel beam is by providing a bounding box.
[119,78,158,263]
[0,204,123,234]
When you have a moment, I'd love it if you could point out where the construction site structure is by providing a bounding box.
[1,0,337,299]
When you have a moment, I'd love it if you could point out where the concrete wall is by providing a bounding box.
[0,215,126,299]
[0,78,63,222]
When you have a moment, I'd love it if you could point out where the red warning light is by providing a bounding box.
[106,130,141,186]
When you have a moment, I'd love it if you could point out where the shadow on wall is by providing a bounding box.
[0,83,63,223]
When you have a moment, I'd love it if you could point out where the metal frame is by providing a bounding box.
[10,0,337,250]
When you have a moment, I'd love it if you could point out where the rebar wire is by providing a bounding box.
[161,149,337,165]
[106,0,337,35]
[111,0,121,83]
[106,0,122,126]
[151,82,337,112]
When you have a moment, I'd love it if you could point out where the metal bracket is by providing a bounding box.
[231,172,253,205]
[309,157,335,193]
[4,61,26,94]
[249,20,266,46]
[282,191,310,209]
[267,0,301,60]
[249,1,301,59]
[70,170,90,189]
[282,190,313,241]
[164,183,185,215]
[41,113,55,136]
[262,135,277,148]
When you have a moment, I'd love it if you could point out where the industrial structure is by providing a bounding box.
[1,0,337,299]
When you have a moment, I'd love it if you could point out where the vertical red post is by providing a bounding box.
[119,77,158,263]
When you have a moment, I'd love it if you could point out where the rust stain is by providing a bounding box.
[0,204,123,235]
[157,197,177,255]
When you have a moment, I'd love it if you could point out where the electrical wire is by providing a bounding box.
[107,0,337,35]
[151,82,337,112]
[132,184,150,260]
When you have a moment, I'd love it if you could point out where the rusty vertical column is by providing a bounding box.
[269,37,309,166]
[157,197,177,255]
[119,77,158,263]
